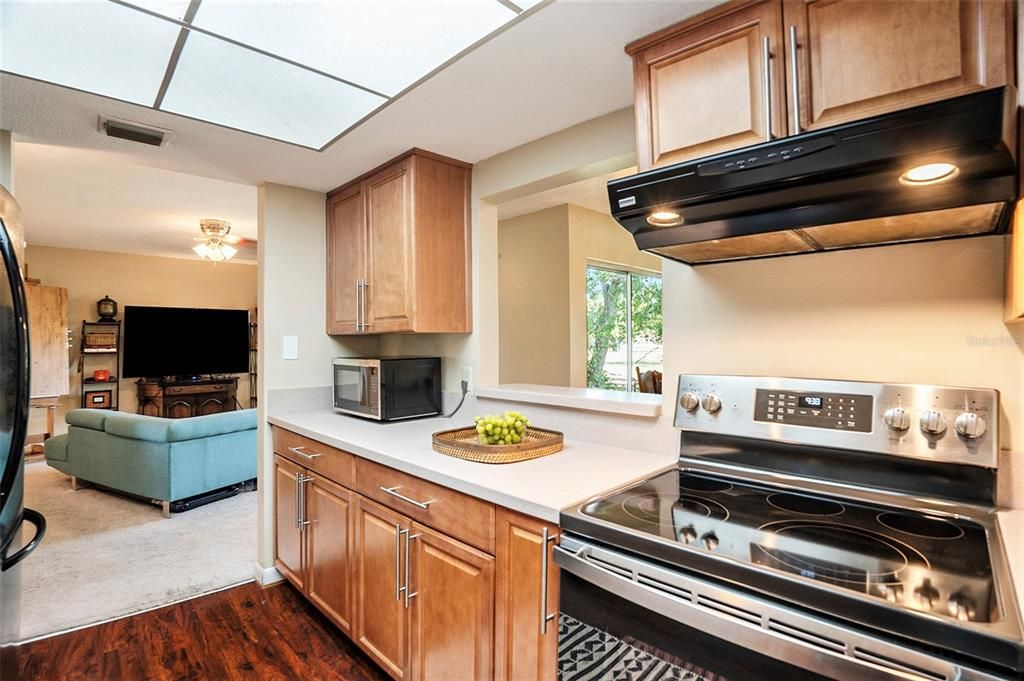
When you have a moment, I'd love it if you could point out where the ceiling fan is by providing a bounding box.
[192,219,250,262]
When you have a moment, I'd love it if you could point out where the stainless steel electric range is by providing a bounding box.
[557,375,1022,681]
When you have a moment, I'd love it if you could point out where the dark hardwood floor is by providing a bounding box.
[17,581,390,681]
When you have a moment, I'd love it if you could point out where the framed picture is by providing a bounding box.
[87,390,112,409]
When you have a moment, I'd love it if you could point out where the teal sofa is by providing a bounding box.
[44,409,257,516]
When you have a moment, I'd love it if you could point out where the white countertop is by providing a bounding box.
[267,409,677,523]
[477,384,662,417]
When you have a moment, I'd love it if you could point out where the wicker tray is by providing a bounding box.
[432,426,564,464]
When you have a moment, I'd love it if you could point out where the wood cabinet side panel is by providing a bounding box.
[494,509,559,681]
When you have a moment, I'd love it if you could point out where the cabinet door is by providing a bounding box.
[630,0,786,169]
[25,283,69,398]
[494,510,558,681]
[409,523,494,681]
[307,475,354,634]
[274,455,305,590]
[195,396,228,416]
[327,184,367,335]
[784,0,1010,132]
[165,400,194,419]
[354,497,409,679]
[366,161,415,333]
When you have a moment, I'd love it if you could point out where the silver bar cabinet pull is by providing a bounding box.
[360,280,370,329]
[288,445,322,460]
[404,531,421,609]
[299,475,311,529]
[379,485,435,510]
[789,25,801,133]
[294,474,302,529]
[396,526,408,600]
[762,35,773,141]
[540,527,558,634]
[355,279,362,331]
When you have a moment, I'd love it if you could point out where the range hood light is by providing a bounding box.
[647,210,684,227]
[899,162,960,186]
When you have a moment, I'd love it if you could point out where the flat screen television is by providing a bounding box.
[122,306,250,379]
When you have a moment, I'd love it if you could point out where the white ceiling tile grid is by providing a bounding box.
[0,0,537,150]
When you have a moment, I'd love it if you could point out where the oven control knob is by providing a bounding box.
[701,532,719,551]
[701,394,723,414]
[680,392,700,412]
[919,410,947,436]
[883,407,911,432]
[681,525,697,544]
[881,582,904,603]
[947,593,977,621]
[913,579,940,609]
[954,412,987,440]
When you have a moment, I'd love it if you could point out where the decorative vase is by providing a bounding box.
[97,295,118,321]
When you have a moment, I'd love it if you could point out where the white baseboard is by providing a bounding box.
[253,561,284,586]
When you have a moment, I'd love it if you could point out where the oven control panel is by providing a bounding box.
[753,389,873,433]
[675,375,999,468]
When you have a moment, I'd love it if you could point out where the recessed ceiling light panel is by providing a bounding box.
[0,0,182,104]
[118,0,193,21]
[191,0,516,96]
[160,31,387,148]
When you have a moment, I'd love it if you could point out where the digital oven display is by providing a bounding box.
[799,396,823,409]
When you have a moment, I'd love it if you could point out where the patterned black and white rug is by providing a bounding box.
[559,614,721,681]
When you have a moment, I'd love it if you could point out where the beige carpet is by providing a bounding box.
[20,460,257,640]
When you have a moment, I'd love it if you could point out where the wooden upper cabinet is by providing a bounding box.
[326,149,472,335]
[627,0,786,170]
[628,0,1012,170]
[494,510,559,681]
[327,184,366,335]
[408,523,494,681]
[274,455,305,591]
[784,0,1012,132]
[306,474,354,635]
[366,160,414,334]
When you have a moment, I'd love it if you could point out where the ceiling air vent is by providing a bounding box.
[98,116,171,147]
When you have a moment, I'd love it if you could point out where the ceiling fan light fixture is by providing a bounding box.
[193,219,238,262]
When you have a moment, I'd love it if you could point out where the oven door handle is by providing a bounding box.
[553,542,978,681]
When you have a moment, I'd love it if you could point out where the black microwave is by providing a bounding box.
[332,357,442,421]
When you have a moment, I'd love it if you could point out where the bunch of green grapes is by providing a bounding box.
[474,410,530,446]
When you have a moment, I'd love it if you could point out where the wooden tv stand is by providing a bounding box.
[136,377,240,418]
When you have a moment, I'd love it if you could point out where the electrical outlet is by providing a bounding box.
[461,366,473,393]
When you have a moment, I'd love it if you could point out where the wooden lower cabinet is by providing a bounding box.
[272,426,558,681]
[354,497,409,679]
[307,474,355,634]
[409,523,494,681]
[273,456,355,633]
[494,509,559,681]
[274,455,305,590]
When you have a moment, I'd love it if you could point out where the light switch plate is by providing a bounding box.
[282,335,298,360]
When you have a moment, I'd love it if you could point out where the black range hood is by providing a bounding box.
[608,87,1017,265]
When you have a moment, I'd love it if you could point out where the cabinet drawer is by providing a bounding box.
[273,427,355,489]
[167,384,227,394]
[355,458,495,554]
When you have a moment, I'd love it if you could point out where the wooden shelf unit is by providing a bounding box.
[79,320,121,411]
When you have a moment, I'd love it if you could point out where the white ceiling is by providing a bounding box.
[1,0,541,149]
[1,0,719,192]
[2,0,722,260]
[497,166,637,219]
[14,142,258,263]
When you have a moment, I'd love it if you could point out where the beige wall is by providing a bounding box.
[23,245,257,436]
[0,130,13,193]
[256,182,378,572]
[497,203,661,387]
[498,205,571,385]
